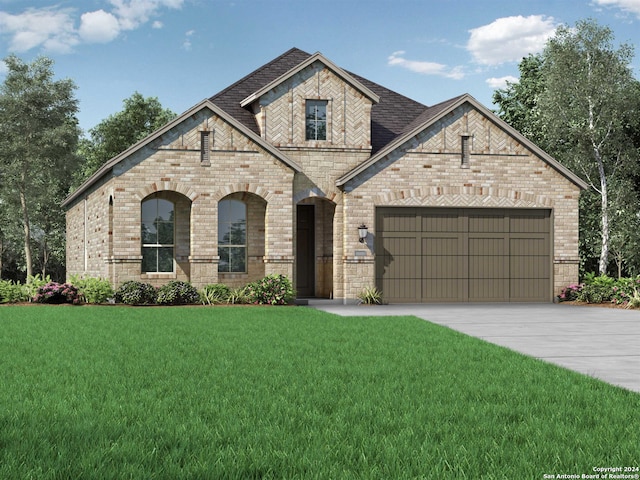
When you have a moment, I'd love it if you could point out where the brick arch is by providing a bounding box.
[293,187,342,205]
[211,184,276,203]
[134,181,198,202]
[374,186,554,209]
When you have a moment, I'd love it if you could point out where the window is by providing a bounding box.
[141,197,174,273]
[305,100,327,140]
[218,199,247,273]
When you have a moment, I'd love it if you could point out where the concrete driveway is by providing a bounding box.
[310,302,640,394]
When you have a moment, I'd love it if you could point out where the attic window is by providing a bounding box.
[461,135,471,168]
[305,100,327,141]
[201,131,211,164]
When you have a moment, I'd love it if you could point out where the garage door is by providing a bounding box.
[375,208,551,303]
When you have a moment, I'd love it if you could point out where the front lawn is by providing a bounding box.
[0,306,638,479]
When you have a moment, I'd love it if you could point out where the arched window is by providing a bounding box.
[141,196,174,273]
[218,199,246,273]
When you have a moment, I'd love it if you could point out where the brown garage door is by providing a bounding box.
[375,208,551,303]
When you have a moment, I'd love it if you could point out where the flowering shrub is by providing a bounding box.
[157,281,200,305]
[559,283,583,302]
[34,282,81,304]
[245,274,294,305]
[114,281,157,305]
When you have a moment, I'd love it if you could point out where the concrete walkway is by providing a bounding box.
[310,301,640,394]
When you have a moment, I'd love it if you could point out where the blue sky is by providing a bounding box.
[1,0,640,134]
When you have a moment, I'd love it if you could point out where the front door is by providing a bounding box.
[296,205,315,297]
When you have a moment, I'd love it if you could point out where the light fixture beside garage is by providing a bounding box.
[358,224,368,243]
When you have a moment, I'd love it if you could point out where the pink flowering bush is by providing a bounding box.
[559,283,583,302]
[245,274,294,305]
[33,282,81,304]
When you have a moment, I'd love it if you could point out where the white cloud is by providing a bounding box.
[0,7,78,53]
[79,10,120,43]
[467,15,558,66]
[388,51,465,80]
[109,0,184,31]
[0,0,184,54]
[182,29,195,51]
[593,0,640,17]
[486,75,519,89]
[152,20,163,29]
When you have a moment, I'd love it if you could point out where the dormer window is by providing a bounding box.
[305,100,327,140]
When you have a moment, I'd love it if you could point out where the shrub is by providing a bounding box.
[576,274,617,304]
[70,275,114,304]
[22,274,51,302]
[245,274,294,305]
[228,286,250,304]
[114,281,157,305]
[358,286,383,305]
[626,288,640,309]
[34,282,81,304]
[156,281,200,305]
[559,283,582,302]
[200,284,231,305]
[0,280,26,303]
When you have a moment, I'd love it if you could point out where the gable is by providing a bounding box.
[337,95,588,191]
[63,100,301,208]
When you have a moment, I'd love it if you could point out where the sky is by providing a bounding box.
[1,0,640,135]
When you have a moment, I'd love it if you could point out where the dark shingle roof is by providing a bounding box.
[208,47,431,154]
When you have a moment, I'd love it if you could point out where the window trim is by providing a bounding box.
[305,99,328,141]
[141,196,175,274]
[461,134,471,169]
[218,198,248,274]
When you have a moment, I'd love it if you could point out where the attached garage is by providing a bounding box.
[375,207,551,303]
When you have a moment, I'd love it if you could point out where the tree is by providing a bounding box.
[493,54,548,149]
[74,92,175,187]
[539,19,636,275]
[0,55,80,280]
[494,19,640,276]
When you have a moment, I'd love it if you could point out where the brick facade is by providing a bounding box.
[64,49,585,302]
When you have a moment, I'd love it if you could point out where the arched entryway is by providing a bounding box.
[296,197,335,298]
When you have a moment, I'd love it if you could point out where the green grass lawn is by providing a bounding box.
[0,305,638,479]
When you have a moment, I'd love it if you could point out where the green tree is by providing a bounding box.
[0,55,80,279]
[75,92,175,187]
[494,19,640,277]
[539,19,636,275]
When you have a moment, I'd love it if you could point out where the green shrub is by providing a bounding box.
[577,274,616,304]
[358,286,383,305]
[70,276,114,304]
[21,274,51,301]
[626,288,640,309]
[559,283,583,302]
[33,282,81,304]
[228,286,250,304]
[245,274,294,305]
[200,284,231,305]
[114,281,157,305]
[156,281,200,305]
[0,280,26,303]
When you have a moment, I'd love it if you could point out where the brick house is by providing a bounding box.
[63,48,587,303]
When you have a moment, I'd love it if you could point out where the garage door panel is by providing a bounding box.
[376,208,551,303]
[469,279,508,301]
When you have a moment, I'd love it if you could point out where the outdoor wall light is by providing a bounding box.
[358,224,368,243]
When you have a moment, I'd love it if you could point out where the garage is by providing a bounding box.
[375,208,551,303]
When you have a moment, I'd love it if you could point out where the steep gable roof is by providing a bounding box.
[209,47,429,155]
[336,93,589,190]
[62,99,302,208]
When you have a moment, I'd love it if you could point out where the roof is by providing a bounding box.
[64,48,587,207]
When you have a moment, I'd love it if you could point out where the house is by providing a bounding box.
[63,48,587,303]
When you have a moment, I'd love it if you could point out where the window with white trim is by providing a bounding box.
[218,199,247,273]
[305,100,327,140]
[141,196,175,273]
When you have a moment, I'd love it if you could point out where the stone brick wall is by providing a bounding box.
[340,103,582,299]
